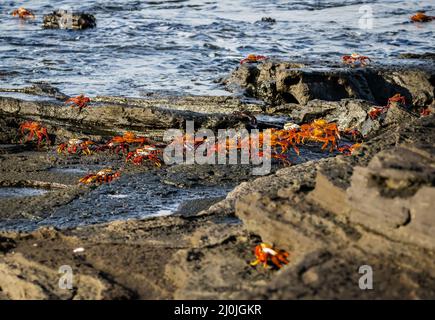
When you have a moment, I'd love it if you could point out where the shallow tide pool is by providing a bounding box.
[0,187,49,198]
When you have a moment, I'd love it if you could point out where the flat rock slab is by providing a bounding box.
[0,95,253,140]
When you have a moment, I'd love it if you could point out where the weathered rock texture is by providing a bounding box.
[0,92,256,142]
[223,60,435,108]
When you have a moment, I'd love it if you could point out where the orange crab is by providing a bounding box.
[126,146,162,167]
[65,94,91,111]
[387,93,406,108]
[342,53,371,67]
[298,119,340,152]
[250,243,290,269]
[270,128,301,155]
[368,94,406,120]
[19,121,50,147]
[240,54,268,64]
[368,107,385,120]
[411,12,434,22]
[103,131,149,154]
[79,169,121,184]
[337,143,362,156]
[12,7,35,19]
[57,139,94,155]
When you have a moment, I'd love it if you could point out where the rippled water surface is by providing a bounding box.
[1,0,434,97]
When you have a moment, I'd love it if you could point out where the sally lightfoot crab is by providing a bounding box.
[12,7,35,19]
[240,54,268,64]
[337,143,362,156]
[57,139,94,155]
[126,146,162,167]
[101,131,149,154]
[19,121,51,148]
[65,94,91,112]
[298,119,340,152]
[387,93,406,108]
[79,169,121,184]
[368,94,406,120]
[411,12,434,22]
[342,53,371,67]
[250,243,290,269]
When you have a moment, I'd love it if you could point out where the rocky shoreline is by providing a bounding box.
[0,59,434,299]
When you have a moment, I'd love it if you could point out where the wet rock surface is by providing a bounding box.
[0,60,434,299]
[43,10,96,30]
[222,60,435,108]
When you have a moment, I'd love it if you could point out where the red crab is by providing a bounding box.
[240,54,268,64]
[420,107,431,116]
[12,7,35,19]
[298,119,340,152]
[57,139,94,155]
[337,143,362,156]
[387,93,406,108]
[411,12,434,22]
[19,121,50,147]
[250,243,290,269]
[369,94,406,120]
[126,146,162,167]
[103,131,149,154]
[368,107,385,120]
[65,94,91,111]
[342,53,371,67]
[79,169,121,185]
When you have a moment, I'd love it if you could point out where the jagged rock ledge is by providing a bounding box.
[222,59,435,108]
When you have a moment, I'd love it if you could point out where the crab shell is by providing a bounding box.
[283,123,300,131]
[96,169,115,176]
[68,139,84,146]
[260,243,278,256]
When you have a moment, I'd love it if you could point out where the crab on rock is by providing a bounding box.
[79,169,121,184]
[12,7,35,19]
[19,121,50,147]
[250,243,290,269]
[342,53,371,67]
[411,12,434,22]
[65,94,91,112]
[57,139,94,155]
[240,54,268,64]
[103,131,149,154]
[387,93,406,108]
[126,146,162,167]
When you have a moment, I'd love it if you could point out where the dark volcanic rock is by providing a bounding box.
[43,10,96,30]
[223,60,435,107]
[399,53,435,60]
[0,83,68,100]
